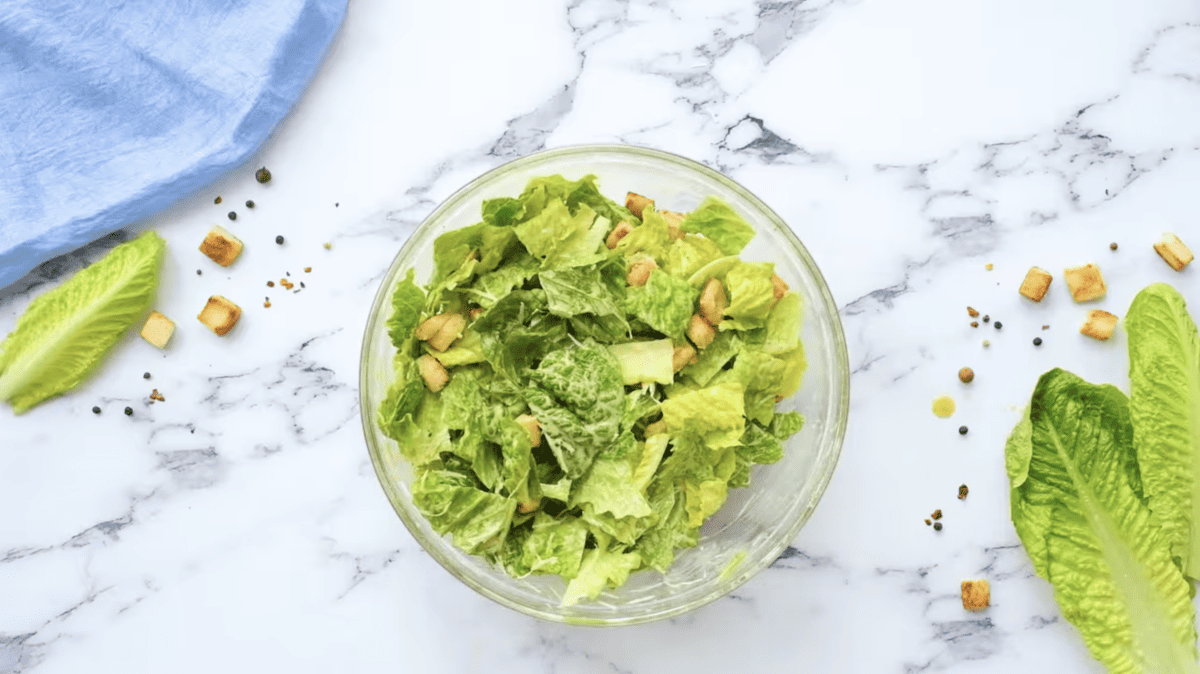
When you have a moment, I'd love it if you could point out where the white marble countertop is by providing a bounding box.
[4,1,1200,671]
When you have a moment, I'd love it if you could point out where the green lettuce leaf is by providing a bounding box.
[0,231,165,414]
[722,261,776,330]
[608,339,674,385]
[681,331,739,387]
[466,252,541,308]
[517,174,634,227]
[624,269,699,341]
[412,468,515,555]
[1125,283,1200,578]
[1007,368,1199,674]
[520,513,587,579]
[635,481,699,573]
[679,196,756,255]
[615,207,672,262]
[664,234,724,279]
[764,291,801,355]
[524,342,625,477]
[387,268,426,350]
[661,382,745,449]
[514,199,607,270]
[561,535,643,606]
[540,266,626,327]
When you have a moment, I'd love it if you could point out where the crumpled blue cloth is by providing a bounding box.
[0,0,347,291]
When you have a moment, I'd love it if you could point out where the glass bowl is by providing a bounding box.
[359,144,849,625]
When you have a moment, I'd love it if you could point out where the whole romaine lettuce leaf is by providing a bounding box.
[0,231,165,413]
[1125,283,1200,578]
[1007,368,1199,674]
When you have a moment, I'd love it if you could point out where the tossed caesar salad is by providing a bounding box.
[378,174,806,604]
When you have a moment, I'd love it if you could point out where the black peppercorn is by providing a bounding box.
[143,372,151,379]
[196,269,202,275]
[959,425,968,435]
[1033,337,1043,346]
[255,167,272,183]
[245,200,255,208]
[124,406,133,416]
[934,522,943,531]
[982,315,990,323]
[994,321,1002,329]
[92,406,101,414]
[228,211,237,221]
[275,235,284,245]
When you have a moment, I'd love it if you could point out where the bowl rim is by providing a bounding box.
[358,142,850,626]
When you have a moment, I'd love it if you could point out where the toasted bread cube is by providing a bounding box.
[672,344,698,372]
[625,192,654,219]
[627,257,657,287]
[606,221,633,249]
[1063,263,1106,302]
[686,314,716,349]
[1155,232,1194,271]
[516,414,541,448]
[417,354,449,392]
[661,210,686,241]
[1081,309,1119,341]
[961,580,990,611]
[699,278,728,326]
[1019,267,1053,302]
[199,225,243,267]
[140,311,175,349]
[197,296,241,336]
[771,274,789,301]
[414,313,451,341]
[419,313,465,352]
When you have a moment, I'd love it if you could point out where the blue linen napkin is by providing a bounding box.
[0,0,347,291]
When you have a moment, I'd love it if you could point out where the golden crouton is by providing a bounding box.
[627,257,657,287]
[699,278,728,326]
[606,221,633,249]
[771,274,789,301]
[1081,310,1119,341]
[140,311,175,349]
[661,210,686,241]
[197,296,241,336]
[961,580,990,611]
[1155,232,1194,271]
[417,354,449,392]
[625,192,654,219]
[672,344,698,372]
[686,314,716,350]
[1063,263,1106,302]
[1019,267,1053,302]
[199,225,243,267]
[515,414,541,448]
[415,313,466,352]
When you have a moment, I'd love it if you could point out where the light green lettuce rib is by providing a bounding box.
[1126,283,1200,579]
[0,232,165,413]
[1007,368,1199,674]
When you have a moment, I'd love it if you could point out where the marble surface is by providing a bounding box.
[3,0,1200,671]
